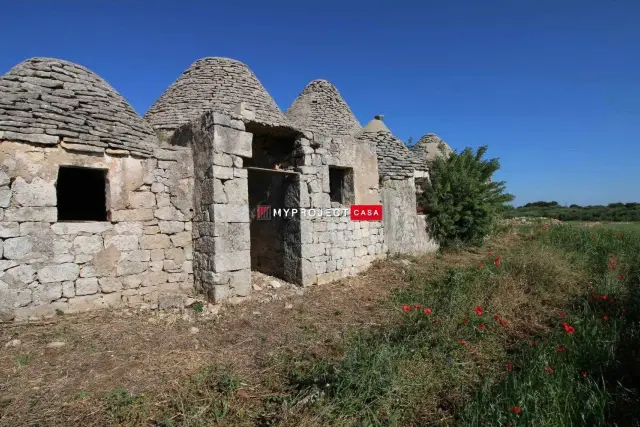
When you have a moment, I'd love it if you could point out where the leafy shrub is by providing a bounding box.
[419,146,514,247]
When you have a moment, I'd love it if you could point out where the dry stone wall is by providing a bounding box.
[292,133,386,285]
[0,141,194,322]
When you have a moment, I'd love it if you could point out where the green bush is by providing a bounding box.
[419,146,514,247]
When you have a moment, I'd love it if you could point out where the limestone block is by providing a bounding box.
[212,250,251,272]
[151,182,164,193]
[223,178,248,205]
[158,221,184,234]
[3,236,33,260]
[234,168,247,178]
[165,248,185,264]
[62,281,75,298]
[213,223,250,252]
[0,259,18,272]
[99,277,122,293]
[102,291,122,308]
[163,260,183,272]
[154,206,185,221]
[67,294,104,313]
[11,177,56,207]
[213,179,227,203]
[140,234,171,250]
[111,209,154,222]
[129,192,156,209]
[150,248,165,261]
[156,193,171,207]
[5,264,36,285]
[183,261,193,273]
[73,235,103,255]
[301,243,326,258]
[121,250,151,262]
[122,275,142,289]
[0,222,19,238]
[5,207,56,222]
[93,245,120,276]
[213,152,233,167]
[144,225,160,234]
[170,231,191,247]
[104,235,138,251]
[116,261,148,276]
[141,271,168,287]
[212,125,252,157]
[0,187,11,207]
[52,222,113,234]
[30,281,62,304]
[212,166,234,180]
[209,204,249,223]
[149,261,164,272]
[37,263,80,283]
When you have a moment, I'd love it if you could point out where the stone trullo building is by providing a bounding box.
[0,57,452,321]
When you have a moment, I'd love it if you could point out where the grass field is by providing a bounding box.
[1,223,639,426]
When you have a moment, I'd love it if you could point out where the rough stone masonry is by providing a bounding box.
[0,56,448,322]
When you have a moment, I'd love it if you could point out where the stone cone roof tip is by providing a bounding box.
[0,57,157,155]
[144,56,290,130]
[286,79,361,138]
[412,133,453,162]
[361,115,391,134]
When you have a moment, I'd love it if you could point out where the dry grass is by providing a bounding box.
[0,234,522,426]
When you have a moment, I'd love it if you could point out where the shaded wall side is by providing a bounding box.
[0,141,195,322]
[380,178,438,255]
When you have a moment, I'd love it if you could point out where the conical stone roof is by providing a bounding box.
[411,133,453,163]
[0,57,156,156]
[144,57,289,130]
[357,116,421,180]
[286,79,361,138]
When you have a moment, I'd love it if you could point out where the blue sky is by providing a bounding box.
[2,0,638,206]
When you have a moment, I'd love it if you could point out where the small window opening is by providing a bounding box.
[57,166,108,221]
[329,166,354,205]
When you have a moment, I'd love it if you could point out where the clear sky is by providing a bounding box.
[2,0,638,206]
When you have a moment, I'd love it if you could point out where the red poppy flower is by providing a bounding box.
[544,366,553,373]
[506,362,513,371]
[499,318,508,327]
[478,264,483,270]
[556,346,567,352]
[460,340,468,346]
[600,295,608,301]
[494,257,502,267]
[474,306,483,316]
[478,323,486,331]
[562,322,575,335]
[581,371,588,377]
[558,312,566,318]
[402,304,411,312]
[463,317,469,324]
[509,406,521,414]
[603,315,609,321]
[488,252,493,257]
[493,314,501,321]
[434,318,441,326]
[413,303,421,309]
[424,307,433,315]
[619,275,625,281]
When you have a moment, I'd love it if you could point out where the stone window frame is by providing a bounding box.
[328,165,355,207]
[55,164,111,222]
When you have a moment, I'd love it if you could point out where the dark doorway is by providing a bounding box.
[248,168,300,280]
[56,166,108,221]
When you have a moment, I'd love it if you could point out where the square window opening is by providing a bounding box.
[56,166,108,221]
[329,166,355,205]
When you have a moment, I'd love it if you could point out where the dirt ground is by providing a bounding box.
[0,240,504,426]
